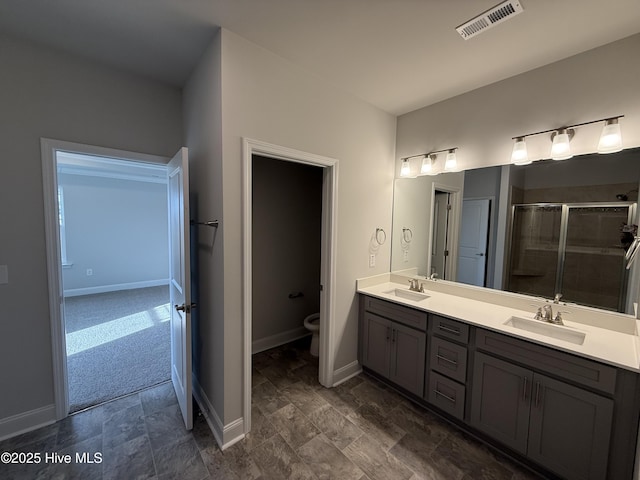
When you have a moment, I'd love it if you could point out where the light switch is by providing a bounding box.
[0,265,8,284]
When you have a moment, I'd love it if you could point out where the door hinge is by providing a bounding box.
[444,250,449,257]
[446,204,452,211]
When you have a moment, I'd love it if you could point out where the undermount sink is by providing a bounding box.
[504,316,586,345]
[383,288,430,302]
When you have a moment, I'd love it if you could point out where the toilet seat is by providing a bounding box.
[303,313,320,357]
[303,313,320,331]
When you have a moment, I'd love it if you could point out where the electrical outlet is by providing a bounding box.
[403,250,409,262]
[369,254,376,268]
[86,268,93,276]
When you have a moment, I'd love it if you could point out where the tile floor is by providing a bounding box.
[0,339,545,479]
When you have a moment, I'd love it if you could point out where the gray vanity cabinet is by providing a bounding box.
[470,352,531,453]
[358,295,639,479]
[528,374,613,480]
[426,316,470,420]
[361,307,426,397]
[471,343,614,480]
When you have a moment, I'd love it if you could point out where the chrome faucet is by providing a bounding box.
[429,273,438,281]
[551,311,565,325]
[532,303,565,325]
[533,306,544,321]
[408,279,425,292]
[532,302,566,325]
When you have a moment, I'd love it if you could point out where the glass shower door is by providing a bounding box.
[561,204,634,311]
[508,205,563,298]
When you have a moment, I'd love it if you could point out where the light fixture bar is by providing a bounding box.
[401,147,458,162]
[512,115,624,141]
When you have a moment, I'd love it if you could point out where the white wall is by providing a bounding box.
[59,173,169,294]
[0,35,182,427]
[184,28,397,433]
[396,34,640,173]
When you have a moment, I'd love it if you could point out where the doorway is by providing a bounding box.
[431,191,451,279]
[251,155,323,355]
[56,151,171,412]
[242,138,338,434]
[42,139,175,419]
[429,185,461,281]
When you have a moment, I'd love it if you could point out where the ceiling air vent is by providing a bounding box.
[456,0,524,40]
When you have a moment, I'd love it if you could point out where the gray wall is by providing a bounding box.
[59,173,169,294]
[252,156,322,349]
[0,35,182,423]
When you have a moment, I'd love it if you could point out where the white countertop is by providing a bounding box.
[358,280,640,372]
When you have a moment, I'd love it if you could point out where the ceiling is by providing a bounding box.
[1,0,639,116]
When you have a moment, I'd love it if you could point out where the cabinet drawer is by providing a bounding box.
[430,336,468,384]
[363,296,427,331]
[428,371,465,420]
[432,315,470,344]
[475,329,617,394]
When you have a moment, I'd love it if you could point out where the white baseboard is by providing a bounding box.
[63,279,169,297]
[332,360,362,387]
[252,326,311,354]
[192,374,245,450]
[0,404,57,442]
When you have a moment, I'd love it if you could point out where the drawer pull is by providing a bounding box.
[434,389,456,404]
[436,354,458,366]
[438,324,461,335]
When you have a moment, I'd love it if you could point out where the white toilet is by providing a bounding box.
[303,313,320,357]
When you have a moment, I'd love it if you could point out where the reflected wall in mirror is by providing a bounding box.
[391,147,640,314]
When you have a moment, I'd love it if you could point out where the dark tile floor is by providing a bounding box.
[0,339,544,479]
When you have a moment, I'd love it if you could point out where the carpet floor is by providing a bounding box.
[64,285,171,413]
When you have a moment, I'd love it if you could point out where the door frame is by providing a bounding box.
[41,138,170,420]
[242,138,338,433]
[427,183,461,281]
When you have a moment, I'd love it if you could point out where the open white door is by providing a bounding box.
[457,199,490,286]
[168,147,193,430]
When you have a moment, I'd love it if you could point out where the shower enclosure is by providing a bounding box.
[507,202,637,312]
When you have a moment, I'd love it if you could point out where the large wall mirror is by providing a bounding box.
[391,147,640,315]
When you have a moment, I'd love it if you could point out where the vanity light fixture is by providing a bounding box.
[550,128,574,160]
[511,115,624,165]
[511,136,530,165]
[399,147,459,178]
[444,149,458,171]
[421,154,436,174]
[598,118,623,154]
[400,158,411,177]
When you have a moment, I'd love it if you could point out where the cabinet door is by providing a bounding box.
[470,352,532,454]
[390,322,426,396]
[362,312,391,377]
[528,373,613,480]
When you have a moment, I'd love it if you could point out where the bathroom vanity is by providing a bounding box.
[357,277,640,480]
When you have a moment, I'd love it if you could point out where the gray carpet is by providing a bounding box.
[64,285,171,412]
